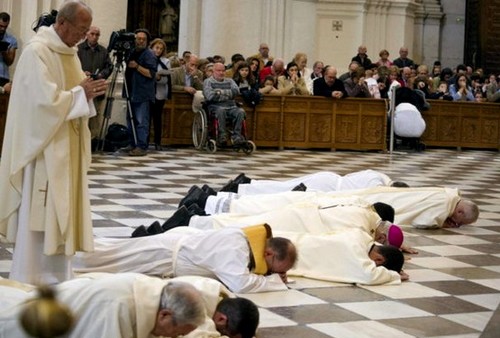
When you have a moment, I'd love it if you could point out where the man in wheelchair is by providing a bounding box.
[203,62,245,146]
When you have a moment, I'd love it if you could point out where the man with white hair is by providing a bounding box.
[207,186,479,229]
[0,273,206,338]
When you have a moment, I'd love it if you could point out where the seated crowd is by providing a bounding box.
[166,43,500,103]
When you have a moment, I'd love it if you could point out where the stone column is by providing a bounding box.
[383,0,420,60]
[315,0,367,72]
[363,0,393,63]
[420,1,444,67]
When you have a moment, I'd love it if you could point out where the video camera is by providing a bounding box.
[107,29,136,63]
[32,10,58,32]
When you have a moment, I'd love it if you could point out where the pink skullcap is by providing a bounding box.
[387,224,404,248]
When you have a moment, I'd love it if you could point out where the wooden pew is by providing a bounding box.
[421,100,500,150]
[162,92,388,151]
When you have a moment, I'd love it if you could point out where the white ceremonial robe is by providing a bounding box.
[193,196,381,237]
[277,229,401,285]
[73,227,287,293]
[190,199,399,285]
[0,273,231,338]
[227,187,461,229]
[235,169,392,195]
[0,26,95,284]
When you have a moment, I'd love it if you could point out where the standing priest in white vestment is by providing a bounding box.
[0,1,108,284]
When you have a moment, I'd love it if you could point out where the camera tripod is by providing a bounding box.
[96,51,138,152]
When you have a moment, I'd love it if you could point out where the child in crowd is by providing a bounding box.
[364,69,381,99]
[259,75,280,95]
[233,61,262,106]
[429,81,453,101]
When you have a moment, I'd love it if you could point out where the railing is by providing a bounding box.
[1,93,499,153]
[161,92,388,151]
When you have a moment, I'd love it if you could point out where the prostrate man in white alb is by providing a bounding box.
[156,196,406,285]
[73,224,297,294]
[218,169,405,195]
[0,273,206,338]
[205,186,478,229]
[0,273,261,338]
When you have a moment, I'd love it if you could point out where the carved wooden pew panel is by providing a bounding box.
[421,100,500,149]
[161,92,388,151]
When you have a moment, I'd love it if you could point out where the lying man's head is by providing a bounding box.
[264,237,298,275]
[391,181,410,188]
[373,202,395,223]
[375,222,404,248]
[444,199,479,228]
[213,297,259,338]
[368,244,404,273]
[151,281,206,337]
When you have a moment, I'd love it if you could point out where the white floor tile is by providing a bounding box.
[308,320,416,338]
[336,300,433,320]
[470,278,500,291]
[424,235,490,245]
[108,199,163,205]
[361,282,449,299]
[257,308,297,328]
[90,205,135,212]
[415,245,484,256]
[407,257,475,269]
[0,260,12,272]
[403,269,462,282]
[457,293,500,310]
[93,227,134,238]
[440,311,493,331]
[239,289,326,308]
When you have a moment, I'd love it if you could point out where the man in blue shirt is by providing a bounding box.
[124,28,157,156]
[0,12,17,85]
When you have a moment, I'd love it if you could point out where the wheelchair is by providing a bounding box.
[192,104,256,154]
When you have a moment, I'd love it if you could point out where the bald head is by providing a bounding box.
[324,66,338,85]
[259,43,270,58]
[443,199,479,228]
[54,1,92,47]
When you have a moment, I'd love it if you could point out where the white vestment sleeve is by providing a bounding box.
[66,86,96,120]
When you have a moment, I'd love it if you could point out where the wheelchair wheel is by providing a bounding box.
[242,140,256,155]
[206,139,217,153]
[192,110,208,150]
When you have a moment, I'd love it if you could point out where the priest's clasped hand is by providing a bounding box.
[81,76,108,100]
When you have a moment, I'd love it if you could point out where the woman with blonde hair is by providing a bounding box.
[149,38,171,150]
[376,49,393,67]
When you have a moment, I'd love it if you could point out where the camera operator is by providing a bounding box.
[0,12,17,86]
[123,28,157,156]
[77,26,113,140]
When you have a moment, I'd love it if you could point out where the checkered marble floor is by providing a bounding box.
[1,147,500,337]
